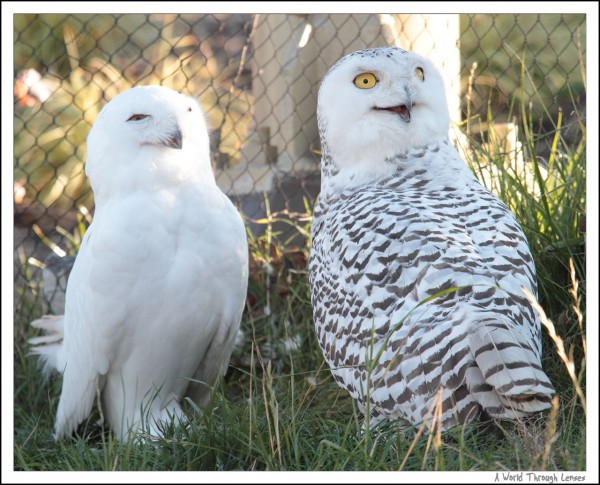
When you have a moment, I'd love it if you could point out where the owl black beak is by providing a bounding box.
[374,101,412,123]
[163,128,183,149]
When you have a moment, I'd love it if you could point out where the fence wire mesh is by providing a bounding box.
[13,13,586,320]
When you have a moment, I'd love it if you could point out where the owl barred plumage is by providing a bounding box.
[309,47,554,431]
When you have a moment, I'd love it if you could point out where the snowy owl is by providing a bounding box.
[309,47,554,432]
[30,85,249,440]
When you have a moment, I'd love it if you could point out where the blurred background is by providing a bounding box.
[13,13,586,321]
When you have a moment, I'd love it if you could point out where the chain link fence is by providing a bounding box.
[13,13,586,321]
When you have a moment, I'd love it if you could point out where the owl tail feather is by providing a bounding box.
[469,324,555,418]
[29,315,65,375]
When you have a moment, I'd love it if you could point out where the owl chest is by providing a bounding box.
[88,193,232,292]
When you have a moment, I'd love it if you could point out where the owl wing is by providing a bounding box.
[311,176,553,429]
[51,221,116,439]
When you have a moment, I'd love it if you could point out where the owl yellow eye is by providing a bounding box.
[415,67,425,81]
[354,72,378,89]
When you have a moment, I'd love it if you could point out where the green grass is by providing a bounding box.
[13,61,586,473]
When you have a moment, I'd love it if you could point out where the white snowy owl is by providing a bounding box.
[30,85,249,440]
[309,47,554,431]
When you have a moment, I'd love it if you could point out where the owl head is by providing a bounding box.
[85,85,212,199]
[318,47,450,176]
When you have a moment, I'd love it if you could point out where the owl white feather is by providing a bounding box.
[30,85,249,440]
[309,47,554,431]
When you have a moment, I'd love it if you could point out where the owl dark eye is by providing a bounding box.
[127,114,149,122]
[188,107,192,112]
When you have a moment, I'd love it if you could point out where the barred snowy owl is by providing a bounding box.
[309,47,554,431]
[30,86,248,440]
